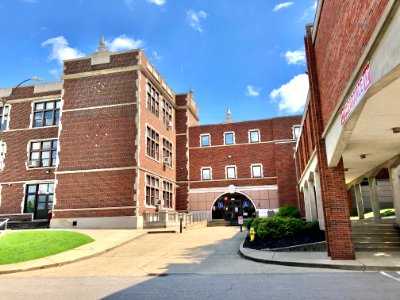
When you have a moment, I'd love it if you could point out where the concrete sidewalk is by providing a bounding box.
[239,241,400,271]
[0,229,149,275]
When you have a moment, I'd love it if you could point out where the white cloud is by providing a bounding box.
[273,2,293,12]
[153,51,163,60]
[285,48,306,65]
[187,10,207,32]
[106,35,144,52]
[246,85,261,97]
[301,1,318,20]
[123,0,134,10]
[146,0,165,5]
[270,74,309,114]
[41,36,85,65]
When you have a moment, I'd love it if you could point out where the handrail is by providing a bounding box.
[0,218,9,230]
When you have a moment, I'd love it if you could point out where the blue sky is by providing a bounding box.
[0,0,316,124]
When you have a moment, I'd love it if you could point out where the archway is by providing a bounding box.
[211,192,256,221]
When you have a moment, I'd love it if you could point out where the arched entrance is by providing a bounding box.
[211,192,256,221]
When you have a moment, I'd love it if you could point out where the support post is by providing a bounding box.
[354,184,365,220]
[368,177,381,220]
[389,166,400,225]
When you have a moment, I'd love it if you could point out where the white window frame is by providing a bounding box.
[251,163,263,178]
[0,104,11,131]
[26,138,58,170]
[223,131,235,145]
[293,125,301,139]
[145,123,160,162]
[248,129,260,143]
[200,134,211,147]
[225,165,237,179]
[201,167,212,180]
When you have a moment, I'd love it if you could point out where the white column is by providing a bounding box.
[303,183,312,221]
[389,166,400,225]
[314,171,325,230]
[368,177,381,220]
[355,184,365,219]
[308,180,318,220]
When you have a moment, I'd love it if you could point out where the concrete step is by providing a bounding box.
[355,245,400,252]
[207,220,233,227]
[352,236,400,242]
[7,220,49,230]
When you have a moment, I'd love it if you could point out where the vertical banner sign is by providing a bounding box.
[340,63,372,126]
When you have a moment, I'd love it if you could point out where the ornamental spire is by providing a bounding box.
[98,36,107,52]
[225,107,232,123]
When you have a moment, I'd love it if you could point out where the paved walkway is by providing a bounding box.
[1,226,400,275]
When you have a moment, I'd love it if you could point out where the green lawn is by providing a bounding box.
[0,230,94,265]
[350,208,396,220]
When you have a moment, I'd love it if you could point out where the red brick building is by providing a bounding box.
[296,0,400,259]
[0,40,301,228]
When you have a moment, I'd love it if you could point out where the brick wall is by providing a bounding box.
[187,116,301,209]
[315,0,389,127]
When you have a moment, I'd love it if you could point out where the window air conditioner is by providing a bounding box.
[163,157,172,166]
[27,160,39,168]
[157,199,165,206]
[167,121,173,129]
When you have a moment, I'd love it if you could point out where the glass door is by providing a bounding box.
[24,183,54,220]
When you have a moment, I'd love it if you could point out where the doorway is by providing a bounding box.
[24,183,54,220]
[212,192,256,221]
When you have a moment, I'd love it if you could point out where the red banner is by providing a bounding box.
[340,63,372,125]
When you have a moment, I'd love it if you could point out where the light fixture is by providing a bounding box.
[344,168,349,172]
[31,76,43,82]
[360,154,367,159]
[391,127,400,133]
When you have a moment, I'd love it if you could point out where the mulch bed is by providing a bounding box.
[243,227,326,250]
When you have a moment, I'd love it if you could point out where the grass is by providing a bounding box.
[0,230,94,265]
[350,208,396,220]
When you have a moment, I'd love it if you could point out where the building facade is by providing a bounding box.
[0,41,301,228]
[296,0,400,259]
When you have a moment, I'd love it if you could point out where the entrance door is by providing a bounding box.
[24,183,54,220]
[212,193,256,221]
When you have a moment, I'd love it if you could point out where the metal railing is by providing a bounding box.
[0,218,9,230]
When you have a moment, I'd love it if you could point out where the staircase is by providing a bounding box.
[7,220,49,230]
[207,219,237,227]
[352,219,400,252]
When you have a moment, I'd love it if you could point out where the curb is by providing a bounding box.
[0,231,148,275]
[239,239,400,271]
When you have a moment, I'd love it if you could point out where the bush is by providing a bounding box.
[251,216,305,239]
[381,209,395,217]
[244,217,254,230]
[275,205,301,219]
[304,220,320,229]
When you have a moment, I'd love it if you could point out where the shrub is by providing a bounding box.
[381,209,395,217]
[244,217,254,230]
[275,205,301,219]
[304,220,320,229]
[253,216,305,239]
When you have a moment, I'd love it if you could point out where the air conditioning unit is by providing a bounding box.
[163,157,172,166]
[27,160,39,168]
[157,199,165,206]
[167,120,173,129]
[0,143,6,155]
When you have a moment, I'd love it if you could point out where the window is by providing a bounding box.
[33,100,61,127]
[162,99,173,128]
[0,105,10,130]
[146,126,159,160]
[224,132,234,145]
[162,138,173,167]
[0,142,6,171]
[200,134,210,147]
[29,140,58,168]
[201,167,211,180]
[251,164,262,178]
[24,183,54,219]
[249,130,260,143]
[226,166,237,179]
[146,82,160,118]
[146,175,159,206]
[293,125,301,139]
[163,180,173,208]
